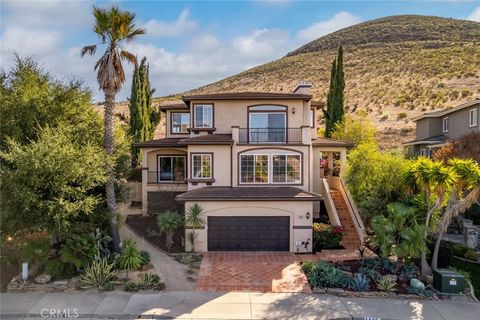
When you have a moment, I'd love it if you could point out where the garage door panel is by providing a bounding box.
[207,216,290,251]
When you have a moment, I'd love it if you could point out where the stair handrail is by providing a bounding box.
[320,178,341,226]
[339,178,365,244]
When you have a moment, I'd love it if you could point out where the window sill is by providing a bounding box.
[188,127,216,134]
[188,178,215,185]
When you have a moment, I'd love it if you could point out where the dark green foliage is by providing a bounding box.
[45,258,77,279]
[305,262,349,289]
[464,204,480,225]
[361,258,379,270]
[350,273,370,292]
[378,257,396,274]
[399,264,420,282]
[60,234,98,270]
[140,250,150,266]
[324,46,345,138]
[451,243,469,257]
[464,249,478,261]
[427,240,452,268]
[312,223,343,250]
[408,286,435,297]
[22,238,51,266]
[137,272,164,290]
[451,256,480,299]
[93,229,112,260]
[124,281,138,292]
[118,238,142,277]
[157,211,184,252]
[128,57,161,167]
[358,267,381,282]
[301,261,315,277]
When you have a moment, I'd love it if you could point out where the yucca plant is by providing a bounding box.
[118,238,142,279]
[350,273,370,292]
[376,276,397,292]
[185,204,206,252]
[81,259,118,291]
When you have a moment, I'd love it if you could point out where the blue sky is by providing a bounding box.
[1,1,479,101]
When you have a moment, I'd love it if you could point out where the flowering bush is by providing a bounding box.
[313,223,343,251]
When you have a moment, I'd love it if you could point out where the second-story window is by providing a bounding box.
[443,117,449,132]
[192,153,212,179]
[194,104,213,128]
[248,105,287,143]
[171,112,190,133]
[470,108,478,127]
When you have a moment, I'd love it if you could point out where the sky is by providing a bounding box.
[1,0,479,102]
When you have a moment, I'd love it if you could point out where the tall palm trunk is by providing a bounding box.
[104,88,120,252]
[421,191,433,277]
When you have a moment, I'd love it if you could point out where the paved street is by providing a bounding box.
[2,291,480,319]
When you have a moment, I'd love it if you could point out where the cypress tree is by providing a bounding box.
[324,46,345,138]
[129,57,161,167]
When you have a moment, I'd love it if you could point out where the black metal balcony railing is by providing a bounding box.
[147,171,186,184]
[238,128,302,144]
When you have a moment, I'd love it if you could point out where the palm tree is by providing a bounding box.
[81,6,145,251]
[157,211,184,252]
[404,158,454,277]
[185,204,206,252]
[431,159,480,269]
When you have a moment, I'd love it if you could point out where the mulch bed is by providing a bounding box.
[126,215,185,254]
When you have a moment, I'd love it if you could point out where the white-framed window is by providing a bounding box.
[171,112,190,133]
[443,117,449,132]
[192,153,212,179]
[194,104,213,128]
[157,156,186,182]
[469,108,478,127]
[240,153,301,184]
[248,105,287,143]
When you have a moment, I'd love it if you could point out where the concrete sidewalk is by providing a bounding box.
[1,291,479,319]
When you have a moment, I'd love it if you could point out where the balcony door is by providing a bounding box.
[248,105,287,143]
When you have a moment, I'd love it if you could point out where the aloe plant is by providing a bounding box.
[376,276,397,292]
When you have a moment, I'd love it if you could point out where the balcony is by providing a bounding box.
[238,128,303,144]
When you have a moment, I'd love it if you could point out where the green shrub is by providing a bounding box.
[399,264,420,282]
[358,267,381,282]
[464,249,478,261]
[22,238,51,266]
[80,259,118,291]
[378,257,396,274]
[377,276,397,292]
[45,258,77,278]
[118,239,142,278]
[139,250,150,266]
[301,261,315,277]
[137,273,164,290]
[361,258,379,270]
[307,262,349,289]
[312,223,343,250]
[124,282,138,292]
[350,273,370,292]
[451,243,469,257]
[60,234,97,270]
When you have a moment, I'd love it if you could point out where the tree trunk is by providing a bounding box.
[191,228,196,253]
[431,232,443,270]
[104,88,120,252]
[421,192,433,277]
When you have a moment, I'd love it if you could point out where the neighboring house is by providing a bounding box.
[404,98,480,157]
[133,83,364,253]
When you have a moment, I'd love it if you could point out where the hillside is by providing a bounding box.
[181,15,480,148]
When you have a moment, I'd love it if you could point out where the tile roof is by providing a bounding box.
[132,138,183,148]
[182,92,312,101]
[178,134,233,145]
[402,135,449,146]
[311,138,355,147]
[412,98,480,121]
[176,186,322,201]
[158,103,189,111]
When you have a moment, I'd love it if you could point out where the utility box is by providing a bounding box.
[433,269,465,294]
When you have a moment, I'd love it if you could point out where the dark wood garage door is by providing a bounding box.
[207,216,290,251]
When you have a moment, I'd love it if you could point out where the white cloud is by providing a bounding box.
[297,11,362,42]
[467,6,480,22]
[232,28,291,60]
[1,27,63,56]
[141,9,197,38]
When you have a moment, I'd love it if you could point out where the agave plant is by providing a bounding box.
[118,238,142,279]
[376,276,397,292]
[137,272,164,290]
[350,273,370,292]
[81,259,118,291]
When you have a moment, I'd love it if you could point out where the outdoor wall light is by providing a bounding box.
[306,212,310,219]
[292,107,296,114]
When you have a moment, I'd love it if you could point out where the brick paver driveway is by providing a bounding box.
[196,252,311,293]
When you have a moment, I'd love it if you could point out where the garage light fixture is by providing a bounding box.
[306,212,310,220]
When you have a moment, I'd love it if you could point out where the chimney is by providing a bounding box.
[293,81,312,95]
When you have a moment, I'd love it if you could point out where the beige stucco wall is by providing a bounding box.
[187,145,232,190]
[184,200,314,253]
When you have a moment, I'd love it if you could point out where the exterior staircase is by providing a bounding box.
[330,189,361,249]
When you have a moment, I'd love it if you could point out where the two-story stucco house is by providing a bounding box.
[404,98,480,157]
[133,83,364,253]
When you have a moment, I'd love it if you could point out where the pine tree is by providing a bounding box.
[129,57,161,167]
[324,46,345,138]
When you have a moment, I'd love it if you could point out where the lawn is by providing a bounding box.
[451,256,480,299]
